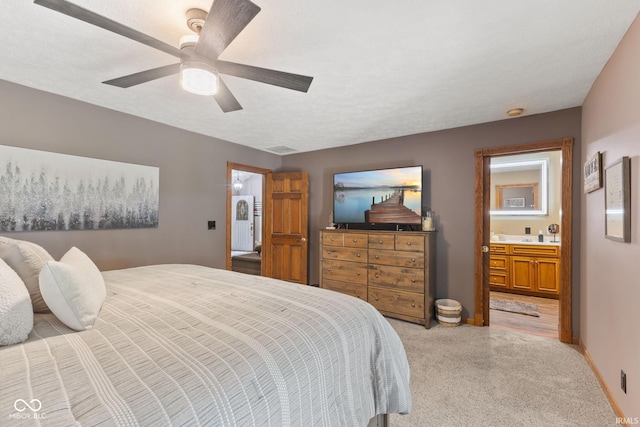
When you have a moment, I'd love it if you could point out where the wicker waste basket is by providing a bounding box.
[435,299,462,326]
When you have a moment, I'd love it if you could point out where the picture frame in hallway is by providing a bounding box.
[583,151,602,193]
[604,156,631,242]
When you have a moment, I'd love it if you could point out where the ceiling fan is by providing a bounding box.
[33,0,314,112]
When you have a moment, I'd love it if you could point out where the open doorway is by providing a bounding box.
[488,151,562,339]
[226,164,310,284]
[226,162,271,275]
[474,138,574,343]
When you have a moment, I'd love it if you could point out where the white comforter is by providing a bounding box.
[1,264,411,426]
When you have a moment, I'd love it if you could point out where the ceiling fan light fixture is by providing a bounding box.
[180,61,218,96]
[179,34,199,50]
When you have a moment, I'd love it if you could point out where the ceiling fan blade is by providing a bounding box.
[216,61,313,92]
[103,64,181,88]
[214,78,243,113]
[195,0,261,60]
[34,0,184,58]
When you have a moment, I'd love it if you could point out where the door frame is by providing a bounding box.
[226,162,272,274]
[473,137,574,343]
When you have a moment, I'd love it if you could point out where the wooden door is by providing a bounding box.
[264,171,309,284]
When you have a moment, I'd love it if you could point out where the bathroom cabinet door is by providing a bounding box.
[510,256,535,291]
[534,257,560,295]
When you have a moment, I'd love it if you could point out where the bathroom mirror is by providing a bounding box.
[490,159,548,216]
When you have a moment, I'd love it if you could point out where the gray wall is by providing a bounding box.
[581,12,640,418]
[0,80,281,270]
[282,108,582,327]
[0,80,584,338]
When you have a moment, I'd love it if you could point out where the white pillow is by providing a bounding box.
[39,247,106,331]
[0,236,53,313]
[0,258,34,346]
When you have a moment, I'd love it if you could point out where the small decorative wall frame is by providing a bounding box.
[604,156,631,242]
[0,144,159,232]
[583,151,603,193]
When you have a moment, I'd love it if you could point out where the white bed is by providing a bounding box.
[1,263,411,426]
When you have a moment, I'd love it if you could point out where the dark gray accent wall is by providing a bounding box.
[0,79,281,270]
[282,108,582,327]
[0,79,583,332]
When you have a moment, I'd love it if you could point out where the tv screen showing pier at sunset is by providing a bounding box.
[333,165,423,225]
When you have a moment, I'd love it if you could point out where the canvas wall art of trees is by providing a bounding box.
[0,145,159,232]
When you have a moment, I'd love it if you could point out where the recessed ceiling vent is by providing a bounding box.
[266,145,297,154]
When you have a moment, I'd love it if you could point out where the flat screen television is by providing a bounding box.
[333,165,423,228]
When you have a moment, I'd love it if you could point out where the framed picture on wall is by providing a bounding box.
[584,151,603,193]
[604,156,631,242]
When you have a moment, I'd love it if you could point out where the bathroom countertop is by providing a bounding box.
[494,240,560,246]
[490,235,560,245]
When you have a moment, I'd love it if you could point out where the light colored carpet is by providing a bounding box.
[490,298,540,317]
[387,319,615,427]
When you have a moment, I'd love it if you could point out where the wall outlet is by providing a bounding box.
[621,370,627,394]
[208,220,216,230]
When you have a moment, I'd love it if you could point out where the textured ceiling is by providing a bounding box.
[1,1,639,154]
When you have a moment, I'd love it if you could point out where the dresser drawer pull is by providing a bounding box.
[406,242,412,246]
[375,274,379,278]
[356,293,360,298]
[411,279,416,283]
[327,268,331,272]
[356,272,360,276]
[411,258,416,262]
[374,296,379,301]
[411,303,416,307]
[378,240,383,244]
[330,237,335,241]
[357,253,361,257]
[353,239,358,243]
[375,255,379,259]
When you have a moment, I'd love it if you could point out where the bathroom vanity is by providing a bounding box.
[489,241,560,298]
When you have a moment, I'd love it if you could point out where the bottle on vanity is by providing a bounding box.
[538,230,544,242]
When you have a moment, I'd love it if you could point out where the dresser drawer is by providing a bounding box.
[394,235,424,252]
[368,234,395,250]
[368,287,424,318]
[322,279,367,301]
[323,246,367,263]
[343,233,368,248]
[368,264,424,292]
[322,232,344,247]
[489,256,508,270]
[322,259,367,285]
[369,249,424,268]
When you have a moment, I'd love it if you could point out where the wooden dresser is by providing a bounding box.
[490,243,560,297]
[319,229,436,328]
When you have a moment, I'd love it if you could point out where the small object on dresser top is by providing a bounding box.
[422,210,435,231]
